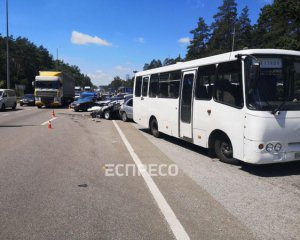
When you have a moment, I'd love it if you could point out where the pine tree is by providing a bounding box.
[143,59,162,70]
[186,17,210,60]
[235,6,252,50]
[253,0,300,50]
[143,63,150,71]
[163,58,176,66]
[208,0,238,54]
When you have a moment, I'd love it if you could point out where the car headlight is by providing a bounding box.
[266,143,274,152]
[274,143,282,152]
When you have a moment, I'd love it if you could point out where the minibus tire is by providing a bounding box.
[12,103,16,110]
[150,118,160,138]
[214,135,238,164]
[1,103,5,111]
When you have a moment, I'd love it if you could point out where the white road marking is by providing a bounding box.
[2,113,9,117]
[112,120,190,240]
[41,117,57,126]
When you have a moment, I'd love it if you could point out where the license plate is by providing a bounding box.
[295,152,300,159]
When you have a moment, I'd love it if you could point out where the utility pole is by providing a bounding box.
[56,48,59,69]
[6,0,10,89]
[231,24,236,52]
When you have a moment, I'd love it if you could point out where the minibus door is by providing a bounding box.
[140,75,150,124]
[179,71,195,140]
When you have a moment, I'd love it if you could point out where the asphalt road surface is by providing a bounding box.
[0,106,299,240]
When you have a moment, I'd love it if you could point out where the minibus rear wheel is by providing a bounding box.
[150,118,160,138]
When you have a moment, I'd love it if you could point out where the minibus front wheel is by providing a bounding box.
[214,135,238,164]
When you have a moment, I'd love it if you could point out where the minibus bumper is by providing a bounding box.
[243,138,300,164]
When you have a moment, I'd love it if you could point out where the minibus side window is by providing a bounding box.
[214,61,244,108]
[195,65,216,100]
[135,77,142,97]
[149,74,159,98]
[142,77,149,97]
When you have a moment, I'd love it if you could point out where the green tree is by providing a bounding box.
[163,55,184,66]
[108,76,134,91]
[163,58,176,66]
[253,0,300,50]
[143,59,162,70]
[0,35,93,91]
[208,0,238,54]
[235,6,252,50]
[143,63,150,71]
[109,76,124,90]
[186,17,210,60]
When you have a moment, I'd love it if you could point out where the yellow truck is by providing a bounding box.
[34,71,75,108]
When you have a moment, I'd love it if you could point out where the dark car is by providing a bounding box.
[73,97,96,112]
[20,94,35,106]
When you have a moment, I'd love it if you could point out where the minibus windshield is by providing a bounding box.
[246,55,300,111]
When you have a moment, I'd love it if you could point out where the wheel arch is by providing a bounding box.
[208,129,232,155]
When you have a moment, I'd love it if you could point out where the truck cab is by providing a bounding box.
[34,71,74,108]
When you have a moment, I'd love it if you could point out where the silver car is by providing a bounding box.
[119,98,133,122]
[0,89,17,111]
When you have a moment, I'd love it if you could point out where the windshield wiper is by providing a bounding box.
[271,99,287,115]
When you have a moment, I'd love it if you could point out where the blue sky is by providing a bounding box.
[0,0,271,86]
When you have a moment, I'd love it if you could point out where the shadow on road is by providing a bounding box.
[0,108,25,112]
[139,127,300,177]
[0,125,37,128]
[139,128,210,157]
[40,106,70,109]
[239,161,300,177]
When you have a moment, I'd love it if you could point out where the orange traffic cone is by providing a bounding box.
[48,121,53,129]
[52,110,56,117]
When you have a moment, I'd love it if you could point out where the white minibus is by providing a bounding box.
[133,49,300,164]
